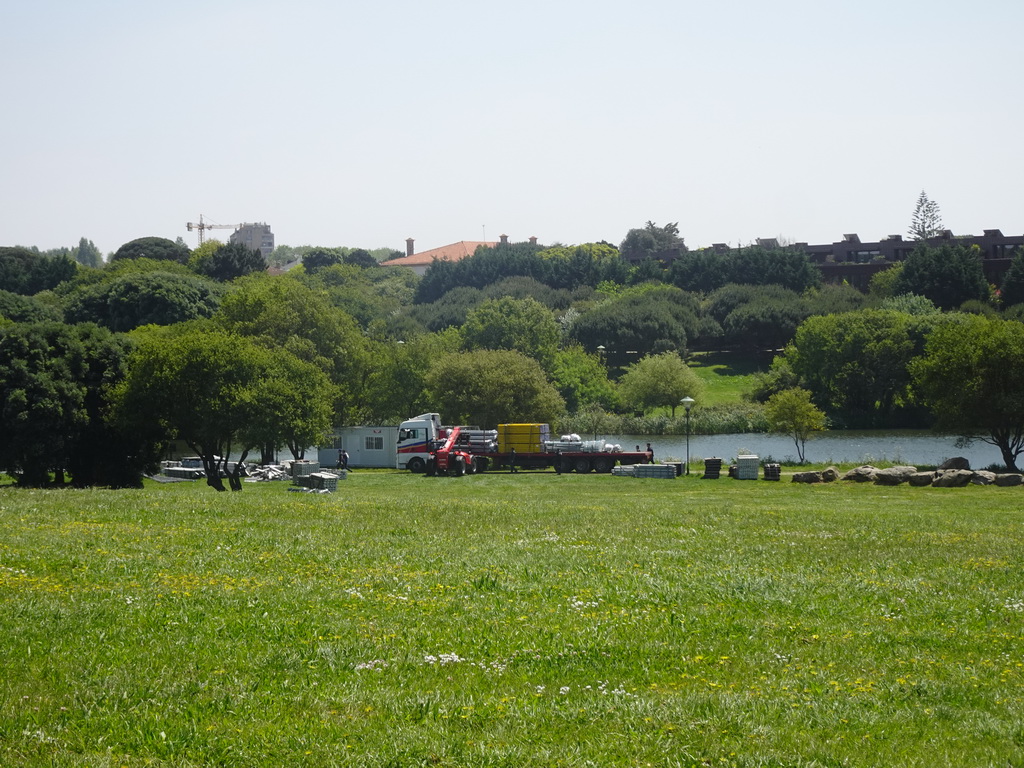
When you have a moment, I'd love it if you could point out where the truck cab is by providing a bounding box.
[396,413,442,472]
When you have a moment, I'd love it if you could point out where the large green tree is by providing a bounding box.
[406,286,486,332]
[0,246,78,295]
[616,351,704,417]
[705,284,810,351]
[550,345,618,413]
[480,276,575,310]
[63,271,221,331]
[538,243,629,290]
[425,349,565,428]
[190,241,266,282]
[892,243,988,311]
[0,322,151,487]
[112,326,333,490]
[785,309,948,427]
[999,250,1024,309]
[911,315,1024,471]
[214,274,368,423]
[0,290,63,324]
[360,330,462,424]
[111,327,266,491]
[461,296,561,373]
[620,221,685,261]
[302,247,345,273]
[74,237,103,268]
[111,237,190,264]
[908,190,943,241]
[344,248,378,268]
[299,262,419,332]
[568,285,700,365]
[237,350,337,462]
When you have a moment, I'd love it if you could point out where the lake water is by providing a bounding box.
[291,431,1006,470]
[603,431,1005,469]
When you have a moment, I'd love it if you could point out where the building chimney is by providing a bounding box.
[529,236,537,245]
[499,234,509,245]
[406,238,415,257]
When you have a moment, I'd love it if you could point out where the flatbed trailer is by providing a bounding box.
[471,449,652,474]
[397,413,653,475]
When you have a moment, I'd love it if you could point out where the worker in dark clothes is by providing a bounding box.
[647,443,653,460]
[510,447,517,473]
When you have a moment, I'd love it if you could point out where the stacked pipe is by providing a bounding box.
[457,429,498,453]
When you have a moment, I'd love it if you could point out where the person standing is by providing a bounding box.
[510,447,517,473]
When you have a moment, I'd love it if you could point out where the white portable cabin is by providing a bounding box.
[320,426,399,469]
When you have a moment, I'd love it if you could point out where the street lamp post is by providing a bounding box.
[681,396,695,475]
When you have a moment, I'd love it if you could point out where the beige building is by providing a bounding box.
[229,223,275,259]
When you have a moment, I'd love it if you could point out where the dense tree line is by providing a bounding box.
[669,246,822,294]
[414,241,629,303]
[0,246,78,295]
[5,221,1024,488]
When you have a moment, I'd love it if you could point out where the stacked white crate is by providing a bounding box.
[736,455,759,480]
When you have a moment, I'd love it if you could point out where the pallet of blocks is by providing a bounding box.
[290,459,320,478]
[632,464,677,479]
[702,457,723,479]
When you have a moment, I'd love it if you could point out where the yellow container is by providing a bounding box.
[498,424,549,453]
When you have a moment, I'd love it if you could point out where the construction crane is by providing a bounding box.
[186,214,238,246]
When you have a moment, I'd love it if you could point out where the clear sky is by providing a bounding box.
[3,0,1022,257]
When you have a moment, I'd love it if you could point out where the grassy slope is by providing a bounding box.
[2,474,1023,767]
[688,351,768,406]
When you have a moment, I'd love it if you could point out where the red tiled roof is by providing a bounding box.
[380,241,496,267]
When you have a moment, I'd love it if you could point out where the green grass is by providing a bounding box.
[689,351,768,406]
[2,472,1024,766]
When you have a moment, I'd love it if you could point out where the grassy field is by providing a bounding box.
[688,352,769,406]
[2,470,1024,767]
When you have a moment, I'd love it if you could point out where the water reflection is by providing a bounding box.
[602,431,1003,469]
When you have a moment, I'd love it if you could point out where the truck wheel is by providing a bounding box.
[593,456,614,473]
[558,457,573,474]
[477,457,490,473]
[425,459,436,477]
[407,456,426,474]
[573,457,593,474]
[451,457,465,477]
